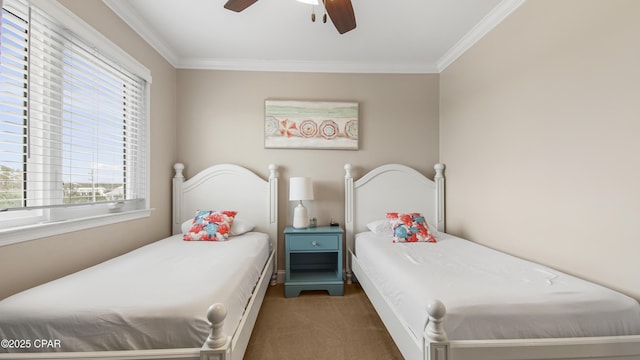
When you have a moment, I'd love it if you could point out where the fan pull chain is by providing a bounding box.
[322,0,327,23]
[310,1,328,25]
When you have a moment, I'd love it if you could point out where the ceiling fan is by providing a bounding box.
[223,0,357,34]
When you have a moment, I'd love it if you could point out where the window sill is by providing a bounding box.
[0,209,154,247]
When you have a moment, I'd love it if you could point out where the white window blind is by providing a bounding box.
[0,0,150,243]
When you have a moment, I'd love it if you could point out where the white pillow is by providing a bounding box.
[230,218,255,236]
[366,219,393,234]
[181,217,255,236]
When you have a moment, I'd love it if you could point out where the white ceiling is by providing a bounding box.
[103,0,524,73]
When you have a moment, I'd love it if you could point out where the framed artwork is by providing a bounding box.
[264,100,359,150]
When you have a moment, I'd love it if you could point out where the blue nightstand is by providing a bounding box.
[284,226,344,298]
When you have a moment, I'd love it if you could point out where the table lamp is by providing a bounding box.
[289,177,314,228]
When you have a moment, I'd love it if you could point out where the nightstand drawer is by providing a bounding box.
[288,235,339,251]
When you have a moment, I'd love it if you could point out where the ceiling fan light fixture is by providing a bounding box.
[225,0,355,34]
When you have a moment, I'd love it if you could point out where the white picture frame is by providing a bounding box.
[265,100,359,150]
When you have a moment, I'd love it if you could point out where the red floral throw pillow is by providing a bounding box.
[183,210,237,241]
[386,212,436,243]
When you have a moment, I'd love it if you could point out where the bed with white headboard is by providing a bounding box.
[344,163,640,360]
[0,163,278,360]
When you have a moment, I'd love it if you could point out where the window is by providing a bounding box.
[0,0,151,245]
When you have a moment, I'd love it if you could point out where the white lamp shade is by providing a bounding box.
[289,177,314,201]
[296,0,319,4]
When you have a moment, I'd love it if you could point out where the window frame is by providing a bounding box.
[0,0,152,247]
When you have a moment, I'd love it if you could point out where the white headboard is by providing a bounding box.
[172,163,279,267]
[344,163,445,258]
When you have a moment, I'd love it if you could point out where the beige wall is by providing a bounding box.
[176,70,440,271]
[0,0,178,299]
[440,0,640,298]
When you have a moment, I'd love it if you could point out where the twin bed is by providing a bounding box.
[2,161,639,360]
[344,163,640,360]
[0,163,279,360]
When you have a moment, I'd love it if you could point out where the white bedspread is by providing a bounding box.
[355,231,640,341]
[0,232,270,352]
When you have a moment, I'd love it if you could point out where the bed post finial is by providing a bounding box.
[268,164,278,179]
[425,299,448,342]
[174,163,185,179]
[425,299,449,359]
[344,163,353,179]
[434,163,444,179]
[205,303,229,349]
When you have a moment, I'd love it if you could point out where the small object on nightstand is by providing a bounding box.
[309,217,317,227]
[330,218,339,227]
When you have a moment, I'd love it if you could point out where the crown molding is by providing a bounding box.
[437,0,526,72]
[177,58,440,74]
[102,0,179,68]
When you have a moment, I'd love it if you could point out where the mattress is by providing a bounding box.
[355,231,640,341]
[0,232,270,353]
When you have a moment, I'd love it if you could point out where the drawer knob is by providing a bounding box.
[311,241,318,247]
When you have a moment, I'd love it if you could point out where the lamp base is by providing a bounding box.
[293,202,309,229]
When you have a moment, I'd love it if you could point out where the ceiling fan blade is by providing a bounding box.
[224,0,258,12]
[323,0,356,34]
